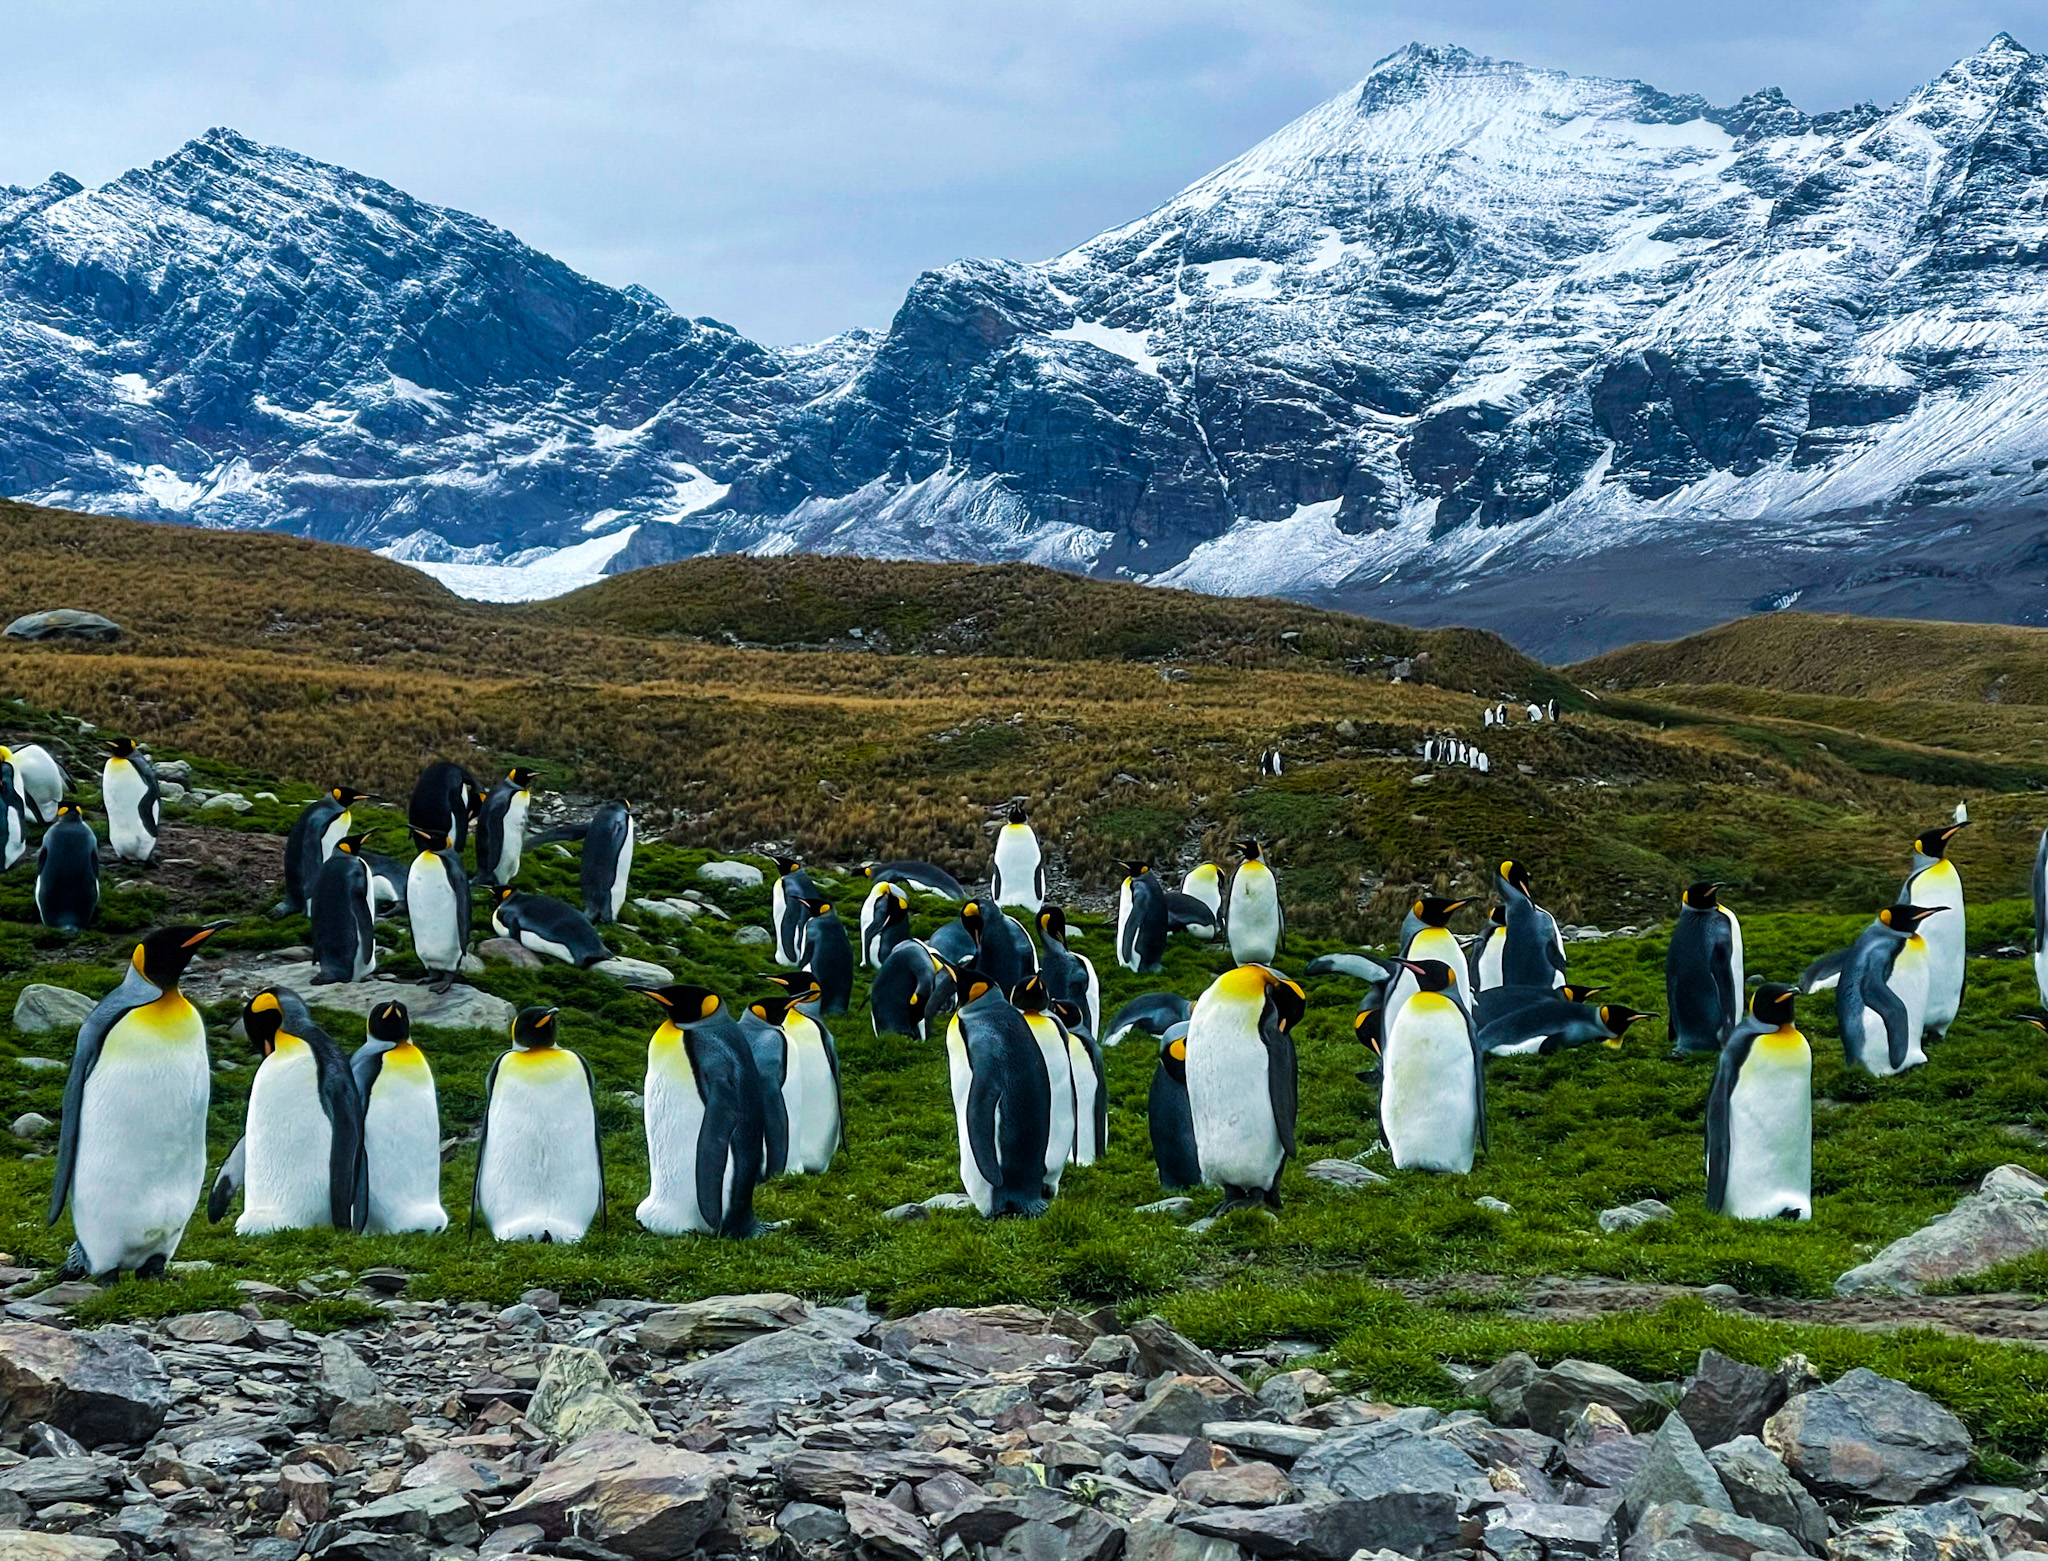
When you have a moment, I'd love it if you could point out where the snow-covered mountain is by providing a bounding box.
[5,36,2048,656]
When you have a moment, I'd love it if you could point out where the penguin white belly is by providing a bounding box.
[1080,955,1101,1038]
[1025,1017,1075,1194]
[1185,996,1282,1190]
[1723,1041,1811,1220]
[947,1026,996,1217]
[638,1037,713,1234]
[1914,864,1965,1035]
[606,823,635,920]
[513,925,575,964]
[238,1040,336,1234]
[15,746,64,821]
[2,797,23,869]
[1382,997,1478,1174]
[407,856,463,972]
[72,998,209,1273]
[787,1024,839,1172]
[1115,882,1135,971]
[1477,931,1505,991]
[364,1048,446,1234]
[1387,927,1462,1035]
[480,1051,600,1241]
[497,793,530,883]
[1068,1035,1101,1165]
[2035,946,2048,1010]
[350,878,379,979]
[1228,869,1281,964]
[1723,907,1746,995]
[318,811,350,862]
[858,882,890,967]
[993,828,1043,913]
[103,763,154,861]
[1488,1037,1545,1058]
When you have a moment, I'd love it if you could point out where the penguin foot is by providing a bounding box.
[309,974,342,986]
[136,1253,168,1281]
[269,900,297,919]
[55,1242,90,1282]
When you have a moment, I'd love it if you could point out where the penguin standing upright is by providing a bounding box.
[408,762,479,852]
[100,738,160,864]
[860,882,912,969]
[771,856,820,967]
[1707,985,1811,1221]
[1382,897,1471,1037]
[765,974,843,1173]
[1496,860,1567,989]
[736,995,797,1179]
[473,1008,605,1242]
[215,991,367,1235]
[281,786,363,915]
[946,967,1054,1218]
[491,887,611,968]
[1227,841,1283,965]
[1052,998,1106,1167]
[47,924,222,1277]
[1667,883,1744,1055]
[0,754,31,867]
[474,768,538,887]
[1800,904,1945,1077]
[1011,976,1077,1197]
[1148,1023,1201,1189]
[2034,828,2048,1009]
[1184,964,1304,1212]
[1379,958,1485,1174]
[938,902,1037,994]
[580,802,635,924]
[310,835,378,985]
[1036,906,1101,1038]
[35,804,99,933]
[1117,863,1169,974]
[990,804,1046,914]
[1902,822,1968,1042]
[794,897,854,1014]
[638,987,768,1237]
[406,827,471,989]
[6,742,66,825]
[871,939,948,1038]
[351,1002,448,1234]
[1471,904,1508,991]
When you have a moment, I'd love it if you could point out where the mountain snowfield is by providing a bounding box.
[4,36,2048,654]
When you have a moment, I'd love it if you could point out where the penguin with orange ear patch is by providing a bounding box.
[310,834,378,985]
[1148,1022,1200,1190]
[637,986,769,1237]
[1184,964,1305,1212]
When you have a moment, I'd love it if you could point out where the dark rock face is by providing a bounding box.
[0,1322,170,1447]
[1762,1369,1971,1503]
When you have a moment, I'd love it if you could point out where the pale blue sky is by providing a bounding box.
[0,2,2025,343]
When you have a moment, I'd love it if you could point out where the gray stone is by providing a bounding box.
[199,792,252,813]
[11,985,95,1036]
[312,1337,411,1436]
[1833,1164,2048,1297]
[672,1324,912,1403]
[1677,1351,1784,1449]
[698,860,764,887]
[638,1292,812,1352]
[475,937,544,968]
[1117,1375,1264,1437]
[1122,1520,1247,1561]
[591,956,674,988]
[8,1112,53,1140]
[1290,1418,1481,1500]
[1564,1407,1652,1489]
[349,1485,482,1546]
[1525,1360,1674,1438]
[0,1322,169,1446]
[16,1056,65,1071]
[1705,1437,1827,1555]
[526,1345,656,1439]
[1182,1491,1459,1561]
[1487,1501,1619,1561]
[493,1430,730,1560]
[1201,1421,1325,1460]
[1178,1459,1294,1506]
[1126,1315,1253,1391]
[1618,1414,1730,1536]
[0,1535,122,1560]
[1827,1500,1996,1561]
[1622,1502,1802,1561]
[1470,1352,1541,1428]
[160,1311,254,1346]
[1304,1159,1388,1188]
[0,1455,119,1504]
[733,924,773,946]
[878,1306,1080,1373]
[4,611,122,643]
[844,1491,935,1559]
[1600,1200,1676,1233]
[179,1434,271,1472]
[779,1500,853,1545]
[1762,1369,1970,1503]
[183,956,516,1031]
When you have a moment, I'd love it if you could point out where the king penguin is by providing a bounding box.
[310,834,378,984]
[1181,863,1224,937]
[946,965,1054,1218]
[6,742,65,825]
[795,896,855,1014]
[473,1007,605,1242]
[639,987,769,1236]
[771,856,821,967]
[100,738,160,865]
[474,767,538,887]
[214,990,367,1235]
[736,992,797,1178]
[351,1002,448,1234]
[408,761,478,852]
[1184,964,1304,1212]
[490,887,612,968]
[870,938,948,1039]
[1104,990,1192,1048]
[1036,905,1102,1039]
[580,801,635,924]
[863,859,968,899]
[1706,984,1811,1220]
[1011,975,1077,1197]
[762,974,844,1174]
[1051,998,1106,1167]
[1800,904,1944,1077]
[0,754,31,868]
[1148,1022,1201,1190]
[1666,882,1745,1055]
[1471,904,1508,991]
[47,923,223,1277]
[859,880,912,968]
[990,803,1046,915]
[406,826,471,989]
[1227,841,1283,965]
[1383,896,1472,1038]
[1116,862,1169,974]
[1902,821,1968,1042]
[1379,958,1486,1174]
[281,785,362,915]
[35,804,100,934]
[2035,827,2048,1010]
[1496,860,1567,989]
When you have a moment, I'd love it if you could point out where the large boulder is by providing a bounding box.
[1762,1369,1970,1503]
[1621,1502,1802,1561]
[1524,1360,1673,1438]
[637,1293,811,1353]
[876,1307,1082,1373]
[526,1346,655,1440]
[1676,1351,1785,1448]
[1181,1492,1459,1561]
[311,1338,410,1436]
[11,985,95,1037]
[182,957,516,1032]
[1705,1436,1827,1555]
[1469,1352,1540,1427]
[492,1431,729,1560]
[1485,1501,1618,1561]
[0,1323,170,1446]
[1117,1376,1264,1437]
[1617,1414,1731,1536]
[671,1325,912,1404]
[3,611,121,643]
[1833,1165,2048,1296]
[1827,1498,1996,1561]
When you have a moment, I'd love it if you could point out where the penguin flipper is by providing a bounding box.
[577,1051,607,1230]
[823,1025,847,1157]
[321,1052,368,1232]
[1705,1032,1750,1214]
[207,1137,247,1224]
[694,1106,738,1234]
[47,988,124,1227]
[469,1053,505,1239]
[1305,951,1392,983]
[349,1044,387,1111]
[1261,1014,1299,1159]
[762,1076,790,1181]
[962,1057,1007,1195]
[1870,972,1913,1072]
[1798,946,1850,994]
[2033,829,2048,956]
[1471,1027,1491,1153]
[1709,932,1738,1044]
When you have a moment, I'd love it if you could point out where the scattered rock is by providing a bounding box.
[590,956,673,988]
[1469,1352,1540,1428]
[526,1345,655,1439]
[1762,1369,1970,1503]
[1524,1359,1673,1438]
[311,1338,411,1437]
[1706,1436,1827,1554]
[495,1430,729,1559]
[0,1323,170,1446]
[9,1112,54,1140]
[1622,1500,1802,1561]
[843,1491,935,1559]
[199,793,252,814]
[348,1484,482,1546]
[1182,1491,1459,1561]
[1476,1196,1514,1213]
[877,1307,1081,1374]
[11,985,95,1036]
[475,938,545,968]
[1833,1164,2048,1297]
[1677,1350,1785,1450]
[637,1293,812,1352]
[1201,1421,1325,1460]
[1600,1199,1675,1233]
[1617,1413,1731,1535]
[3,610,122,643]
[1136,1197,1197,1216]
[672,1324,912,1403]
[1486,1501,1618,1561]
[183,957,516,1031]
[0,1534,122,1560]
[1291,1417,1478,1500]
[698,860,764,888]
[1178,1458,1293,1506]
[1305,1159,1388,1188]
[1828,1498,1996,1561]
[1118,1376,1263,1437]
[160,1312,254,1346]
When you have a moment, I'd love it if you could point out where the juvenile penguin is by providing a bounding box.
[1117,862,1169,974]
[1185,965,1303,1212]
[217,990,367,1235]
[6,742,65,825]
[990,803,1046,915]
[491,887,612,969]
[1666,882,1745,1055]
[282,785,362,915]
[639,987,768,1236]
[871,939,948,1039]
[310,835,378,984]
[1012,976,1077,1197]
[100,738,160,865]
[47,924,223,1277]
[1036,906,1101,1038]
[580,802,636,925]
[1471,904,1508,991]
[474,767,538,887]
[796,897,855,1014]
[408,762,479,852]
[1379,958,1485,1174]
[863,860,968,899]
[406,826,471,989]
[1496,860,1567,989]
[1383,896,1472,1036]
[771,856,821,967]
[859,880,912,968]
[351,1002,448,1234]
[1227,841,1283,965]
[1181,863,1224,936]
[764,974,843,1173]
[1706,985,1811,1220]
[35,804,100,933]
[473,1008,604,1242]
[1902,821,1968,1042]
[1148,1023,1201,1189]
[946,967,1054,1218]
[1801,904,1944,1077]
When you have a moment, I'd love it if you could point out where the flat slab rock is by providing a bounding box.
[3,610,121,642]
[494,1429,729,1560]
[1834,1164,2048,1297]
[182,958,516,1032]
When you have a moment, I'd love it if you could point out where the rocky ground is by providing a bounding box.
[0,1277,2038,1561]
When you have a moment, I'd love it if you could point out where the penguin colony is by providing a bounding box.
[7,728,2034,1276]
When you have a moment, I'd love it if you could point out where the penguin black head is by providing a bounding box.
[765,972,824,1007]
[1914,822,1969,858]
[1487,903,1506,928]
[647,985,721,1026]
[947,957,1000,1007]
[883,884,910,916]
[331,833,373,857]
[1013,974,1051,1013]
[367,1002,411,1045]
[329,786,366,807]
[408,826,444,852]
[1498,859,1532,894]
[511,1006,561,1048]
[1561,984,1607,1004]
[1683,882,1722,910]
[1596,1004,1656,1049]
[1037,906,1068,942]
[799,896,834,919]
[1051,998,1088,1033]
[1237,840,1263,863]
[243,989,287,1055]
[1005,803,1028,825]
[773,855,802,877]
[1395,957,1459,995]
[1878,903,1946,935]
[1749,984,1797,1028]
[1412,896,1470,926]
[132,923,224,989]
[1218,964,1306,1029]
[106,737,140,760]
[1160,1027,1189,1083]
[748,993,796,1026]
[54,803,82,823]
[509,767,539,789]
[493,885,518,905]
[2022,1012,2048,1036]
[959,902,986,944]
[1352,1003,1384,1055]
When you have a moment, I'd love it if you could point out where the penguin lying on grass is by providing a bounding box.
[863,859,967,900]
[491,886,612,969]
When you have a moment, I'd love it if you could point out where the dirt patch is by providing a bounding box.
[108,822,286,920]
